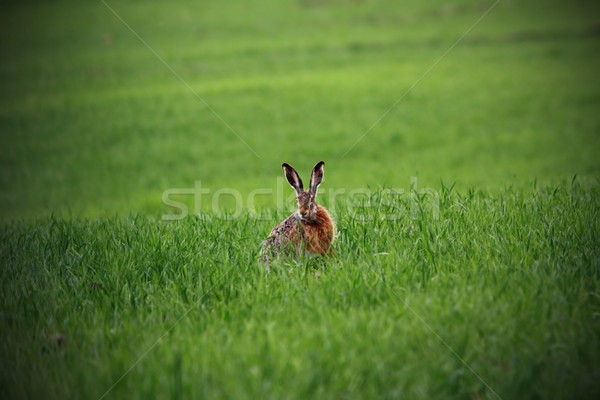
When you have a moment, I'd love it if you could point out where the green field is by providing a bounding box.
[1,0,599,399]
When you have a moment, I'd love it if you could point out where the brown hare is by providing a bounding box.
[260,161,335,262]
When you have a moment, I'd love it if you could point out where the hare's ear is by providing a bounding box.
[309,161,325,196]
[282,163,303,193]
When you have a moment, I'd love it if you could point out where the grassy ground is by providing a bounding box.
[1,0,599,218]
[1,0,600,399]
[1,183,599,399]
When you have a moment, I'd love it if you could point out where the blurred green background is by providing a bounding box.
[1,0,599,219]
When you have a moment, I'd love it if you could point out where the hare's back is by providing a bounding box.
[268,213,300,238]
[260,214,300,259]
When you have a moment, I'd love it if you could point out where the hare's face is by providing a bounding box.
[282,161,325,221]
[296,191,318,221]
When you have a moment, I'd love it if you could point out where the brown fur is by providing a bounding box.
[260,162,335,263]
[301,206,335,256]
[260,206,335,261]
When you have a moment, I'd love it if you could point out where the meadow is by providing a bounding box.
[1,0,599,399]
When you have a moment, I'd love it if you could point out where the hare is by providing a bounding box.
[260,161,335,262]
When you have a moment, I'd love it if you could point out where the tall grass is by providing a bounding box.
[1,182,598,399]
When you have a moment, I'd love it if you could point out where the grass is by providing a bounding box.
[1,0,599,218]
[1,0,600,398]
[1,181,599,399]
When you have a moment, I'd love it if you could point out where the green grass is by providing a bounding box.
[1,182,599,399]
[1,0,599,218]
[1,0,600,398]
